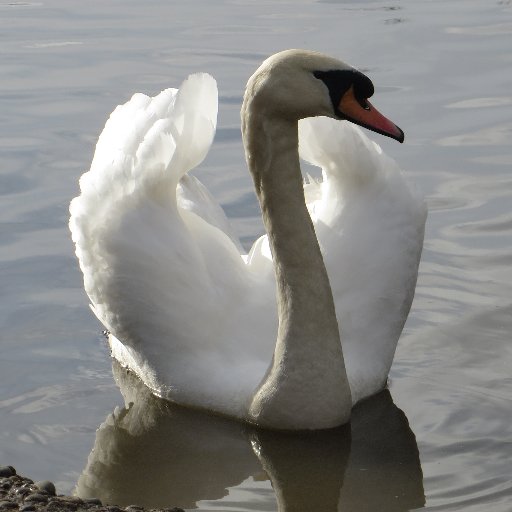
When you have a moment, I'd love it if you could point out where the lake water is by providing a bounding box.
[1,0,511,510]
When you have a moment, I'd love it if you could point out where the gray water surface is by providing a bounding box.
[1,1,511,510]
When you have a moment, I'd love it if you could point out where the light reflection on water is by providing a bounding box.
[0,0,511,510]
[76,363,424,512]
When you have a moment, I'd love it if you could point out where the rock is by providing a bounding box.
[50,497,80,511]
[0,502,17,510]
[0,468,186,512]
[59,496,83,505]
[15,484,33,497]
[35,481,56,496]
[0,469,15,479]
[24,493,48,503]
[47,500,76,511]
[84,498,103,506]
[19,505,36,512]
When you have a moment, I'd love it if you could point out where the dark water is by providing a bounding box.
[0,0,511,510]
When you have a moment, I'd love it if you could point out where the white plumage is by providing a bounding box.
[70,51,426,429]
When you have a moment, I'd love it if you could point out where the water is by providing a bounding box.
[0,0,511,510]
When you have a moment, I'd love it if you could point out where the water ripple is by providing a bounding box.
[437,122,512,146]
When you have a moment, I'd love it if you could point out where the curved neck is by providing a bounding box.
[242,98,352,429]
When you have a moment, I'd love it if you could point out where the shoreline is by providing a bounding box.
[0,467,184,512]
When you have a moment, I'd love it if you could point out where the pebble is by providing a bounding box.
[24,493,48,503]
[84,498,103,506]
[35,481,56,496]
[0,469,15,479]
[0,501,17,510]
[15,485,33,497]
[0,466,186,512]
[59,497,83,505]
[46,501,75,512]
[19,505,36,512]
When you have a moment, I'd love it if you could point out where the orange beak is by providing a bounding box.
[338,86,404,143]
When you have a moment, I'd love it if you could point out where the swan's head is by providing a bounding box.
[244,49,404,143]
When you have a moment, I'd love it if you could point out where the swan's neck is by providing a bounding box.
[242,101,352,429]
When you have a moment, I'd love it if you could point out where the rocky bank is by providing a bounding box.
[0,467,184,512]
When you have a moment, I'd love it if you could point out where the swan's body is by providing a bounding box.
[70,50,426,430]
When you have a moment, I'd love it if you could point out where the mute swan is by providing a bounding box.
[70,49,426,430]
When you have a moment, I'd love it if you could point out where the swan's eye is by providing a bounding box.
[353,71,374,112]
[357,96,371,111]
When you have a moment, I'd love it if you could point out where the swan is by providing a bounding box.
[70,49,426,430]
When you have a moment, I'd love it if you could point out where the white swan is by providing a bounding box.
[70,49,426,430]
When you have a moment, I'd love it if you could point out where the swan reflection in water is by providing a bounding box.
[76,363,424,511]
